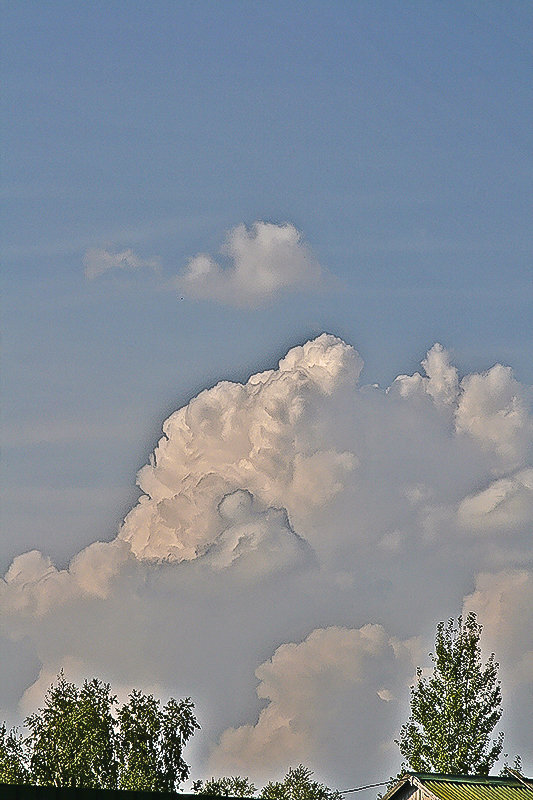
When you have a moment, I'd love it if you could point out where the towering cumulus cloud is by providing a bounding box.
[119,335,358,561]
[1,335,532,785]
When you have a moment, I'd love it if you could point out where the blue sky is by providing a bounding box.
[3,0,532,566]
[2,1,532,784]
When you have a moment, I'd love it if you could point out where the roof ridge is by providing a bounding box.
[408,773,526,786]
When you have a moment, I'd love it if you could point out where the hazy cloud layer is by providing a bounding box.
[84,247,160,279]
[1,335,532,785]
[177,222,322,306]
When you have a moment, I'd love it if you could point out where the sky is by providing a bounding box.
[1,0,532,789]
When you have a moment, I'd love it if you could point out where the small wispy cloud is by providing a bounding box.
[83,247,160,280]
[176,221,322,307]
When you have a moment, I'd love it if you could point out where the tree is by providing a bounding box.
[1,671,199,790]
[25,673,118,788]
[397,612,504,774]
[0,723,28,784]
[261,766,342,800]
[117,690,199,792]
[193,767,341,800]
[193,776,258,796]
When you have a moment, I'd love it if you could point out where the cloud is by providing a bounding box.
[177,222,322,306]
[118,334,359,562]
[456,364,533,471]
[463,569,533,687]
[389,343,459,413]
[209,624,420,786]
[462,569,533,765]
[1,334,532,783]
[1,539,131,618]
[203,490,312,575]
[458,468,533,532]
[84,247,160,280]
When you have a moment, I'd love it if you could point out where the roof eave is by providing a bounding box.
[379,774,444,800]
[379,776,411,800]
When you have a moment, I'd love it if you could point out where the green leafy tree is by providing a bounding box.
[261,766,342,800]
[499,755,522,776]
[193,767,340,800]
[25,672,118,788]
[193,775,258,796]
[397,612,504,774]
[117,690,199,792]
[0,723,29,784]
[1,671,199,790]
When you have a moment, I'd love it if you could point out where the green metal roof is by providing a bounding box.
[407,773,532,800]
[410,775,529,785]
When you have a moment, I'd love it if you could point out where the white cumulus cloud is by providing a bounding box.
[209,624,420,786]
[177,222,322,306]
[1,539,131,619]
[462,568,533,764]
[458,468,533,532]
[118,334,358,562]
[463,568,533,688]
[456,364,533,471]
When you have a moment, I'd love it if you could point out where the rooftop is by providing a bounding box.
[386,771,533,800]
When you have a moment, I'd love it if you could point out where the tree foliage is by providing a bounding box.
[117,690,199,791]
[193,767,341,800]
[0,723,28,785]
[193,775,258,796]
[261,766,343,800]
[1,672,199,790]
[397,612,504,774]
[26,673,117,788]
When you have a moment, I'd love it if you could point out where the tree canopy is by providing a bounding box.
[397,612,504,774]
[194,766,342,800]
[117,690,199,792]
[0,723,28,785]
[193,775,258,796]
[25,674,117,788]
[261,766,343,800]
[1,672,199,790]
